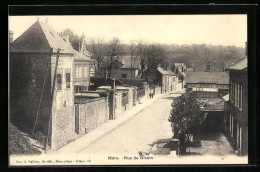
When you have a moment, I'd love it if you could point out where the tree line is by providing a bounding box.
[60,28,245,73]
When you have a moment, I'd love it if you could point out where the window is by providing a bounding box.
[240,85,243,110]
[239,127,242,151]
[66,73,70,88]
[235,83,237,106]
[231,115,234,137]
[237,84,240,108]
[57,74,62,90]
[79,67,82,78]
[237,124,240,149]
[84,66,88,77]
[230,81,233,102]
[76,67,79,78]
[122,74,127,78]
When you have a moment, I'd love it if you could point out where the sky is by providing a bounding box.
[9,15,247,47]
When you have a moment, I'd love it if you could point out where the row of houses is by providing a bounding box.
[9,20,182,151]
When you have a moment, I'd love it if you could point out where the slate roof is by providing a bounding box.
[186,72,229,84]
[10,20,91,62]
[225,57,247,71]
[157,66,169,75]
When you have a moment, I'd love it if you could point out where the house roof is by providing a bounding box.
[222,94,229,102]
[186,72,229,84]
[157,66,169,75]
[225,57,247,71]
[119,56,141,69]
[167,69,176,76]
[10,20,91,61]
[100,55,141,69]
[10,21,75,54]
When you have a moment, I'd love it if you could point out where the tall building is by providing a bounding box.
[224,57,248,156]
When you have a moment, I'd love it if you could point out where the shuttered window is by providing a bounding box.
[57,74,62,90]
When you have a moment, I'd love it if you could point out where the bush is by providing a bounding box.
[168,93,204,136]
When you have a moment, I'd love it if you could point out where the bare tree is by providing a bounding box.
[89,38,106,71]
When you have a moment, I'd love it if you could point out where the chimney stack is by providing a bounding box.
[9,30,14,43]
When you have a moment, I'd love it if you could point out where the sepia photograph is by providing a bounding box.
[8,14,249,165]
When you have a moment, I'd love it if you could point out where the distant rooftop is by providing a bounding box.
[186,72,229,84]
[225,57,247,71]
[157,66,169,75]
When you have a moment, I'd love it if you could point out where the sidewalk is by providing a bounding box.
[49,89,184,154]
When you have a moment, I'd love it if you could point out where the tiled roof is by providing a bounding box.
[225,57,247,71]
[186,72,229,84]
[157,66,169,75]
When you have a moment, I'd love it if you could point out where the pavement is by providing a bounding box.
[49,89,185,155]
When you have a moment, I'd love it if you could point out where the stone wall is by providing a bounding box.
[50,54,75,150]
[10,52,52,134]
[77,97,108,135]
[51,106,75,150]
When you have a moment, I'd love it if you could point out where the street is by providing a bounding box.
[79,93,183,155]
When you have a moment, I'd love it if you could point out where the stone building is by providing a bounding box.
[9,20,86,150]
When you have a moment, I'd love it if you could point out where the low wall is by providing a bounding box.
[51,106,75,150]
[76,97,108,135]
[115,93,123,118]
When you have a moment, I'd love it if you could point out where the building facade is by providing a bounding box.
[224,57,248,156]
[9,20,84,150]
[186,72,229,98]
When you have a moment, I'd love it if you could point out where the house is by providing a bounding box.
[173,63,186,89]
[157,66,170,93]
[186,72,229,98]
[9,20,82,150]
[167,69,177,92]
[224,57,248,156]
[102,55,141,79]
[90,58,98,77]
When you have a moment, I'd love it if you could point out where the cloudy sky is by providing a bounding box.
[9,15,247,47]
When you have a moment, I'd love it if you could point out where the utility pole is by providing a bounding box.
[45,48,60,153]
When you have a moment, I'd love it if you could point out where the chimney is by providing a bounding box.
[60,34,70,44]
[9,30,14,43]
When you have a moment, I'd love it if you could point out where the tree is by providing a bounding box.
[89,38,106,71]
[168,93,204,139]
